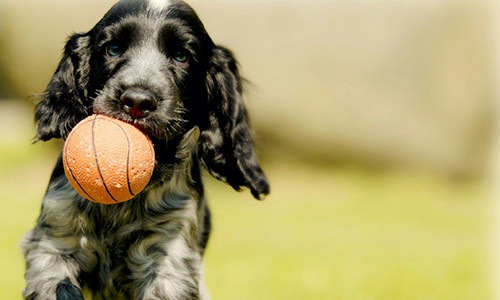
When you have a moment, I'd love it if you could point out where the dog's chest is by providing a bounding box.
[78,202,190,265]
[76,212,198,298]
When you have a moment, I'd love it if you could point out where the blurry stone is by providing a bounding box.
[192,0,495,176]
[0,0,495,176]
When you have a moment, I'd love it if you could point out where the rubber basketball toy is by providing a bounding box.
[62,114,155,204]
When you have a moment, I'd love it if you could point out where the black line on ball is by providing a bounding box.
[114,121,135,196]
[63,142,97,202]
[92,115,119,203]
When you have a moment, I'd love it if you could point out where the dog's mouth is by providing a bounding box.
[93,107,190,148]
[90,83,193,149]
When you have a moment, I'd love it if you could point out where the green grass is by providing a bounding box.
[204,165,493,300]
[0,120,494,299]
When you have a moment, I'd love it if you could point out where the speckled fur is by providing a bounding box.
[22,1,269,299]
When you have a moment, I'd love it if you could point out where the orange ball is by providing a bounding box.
[62,114,155,204]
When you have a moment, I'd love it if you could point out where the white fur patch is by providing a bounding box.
[147,0,172,11]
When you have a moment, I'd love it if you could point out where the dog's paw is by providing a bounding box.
[56,278,84,300]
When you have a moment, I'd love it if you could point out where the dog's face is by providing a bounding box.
[90,0,213,140]
[35,0,269,199]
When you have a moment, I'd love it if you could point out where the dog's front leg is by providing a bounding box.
[22,175,88,300]
[22,230,84,300]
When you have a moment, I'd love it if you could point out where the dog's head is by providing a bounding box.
[35,0,269,199]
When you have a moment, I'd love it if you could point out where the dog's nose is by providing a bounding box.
[120,89,158,119]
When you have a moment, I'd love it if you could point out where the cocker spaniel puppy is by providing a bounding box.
[22,0,269,299]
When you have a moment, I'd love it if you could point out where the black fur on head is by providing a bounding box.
[34,0,269,199]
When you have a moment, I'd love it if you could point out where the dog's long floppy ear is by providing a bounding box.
[35,33,92,142]
[199,46,270,200]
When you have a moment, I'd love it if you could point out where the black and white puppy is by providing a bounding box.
[22,0,269,299]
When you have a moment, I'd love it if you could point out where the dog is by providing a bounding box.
[22,0,270,299]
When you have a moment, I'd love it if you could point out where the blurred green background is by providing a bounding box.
[0,0,497,299]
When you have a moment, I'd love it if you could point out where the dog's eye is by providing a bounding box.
[173,49,189,63]
[106,44,124,57]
